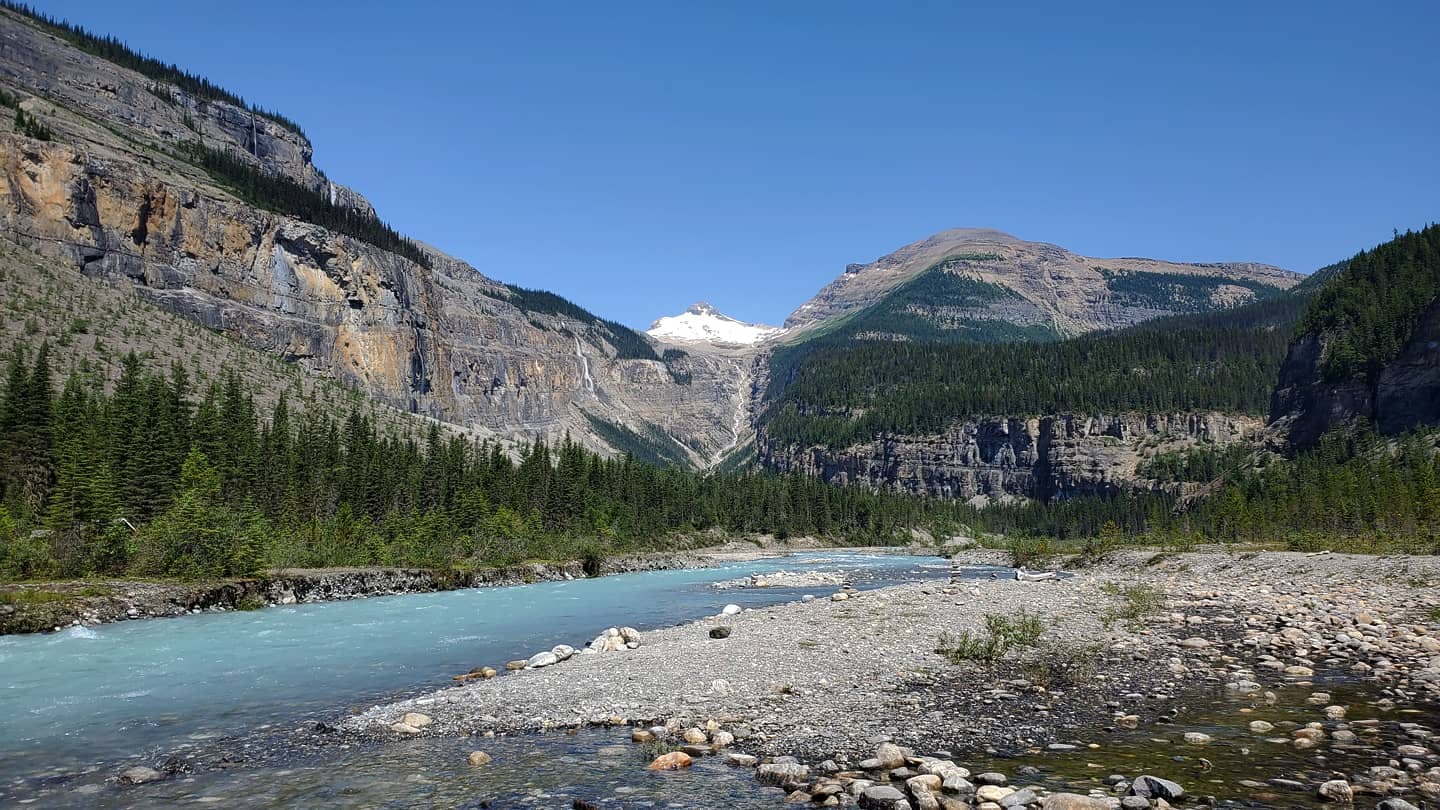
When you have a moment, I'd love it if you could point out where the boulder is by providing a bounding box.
[722,604,742,615]
[619,626,641,644]
[977,785,1014,803]
[526,651,559,668]
[710,626,732,639]
[757,762,810,789]
[401,712,433,728]
[1128,775,1184,801]
[724,752,758,767]
[467,751,492,766]
[1317,780,1353,802]
[874,742,907,769]
[505,659,527,670]
[975,772,1008,786]
[860,784,912,809]
[118,766,164,785]
[631,728,656,743]
[683,727,708,744]
[551,644,575,661]
[647,751,693,770]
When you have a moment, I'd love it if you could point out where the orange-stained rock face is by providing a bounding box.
[0,135,745,461]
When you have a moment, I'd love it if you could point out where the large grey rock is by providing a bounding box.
[860,784,913,810]
[1128,775,1184,801]
[526,651,559,668]
[756,763,810,789]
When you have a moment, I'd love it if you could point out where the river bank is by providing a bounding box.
[343,549,1440,808]
[0,540,939,635]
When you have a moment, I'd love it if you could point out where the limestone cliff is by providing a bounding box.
[0,9,741,462]
[757,412,1263,503]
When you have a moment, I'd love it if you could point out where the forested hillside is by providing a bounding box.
[0,344,958,582]
[1295,225,1440,383]
[763,291,1306,449]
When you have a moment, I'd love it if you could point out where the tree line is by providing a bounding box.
[0,346,959,582]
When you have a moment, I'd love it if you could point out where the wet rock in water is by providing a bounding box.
[757,762,810,789]
[1129,775,1184,800]
[1119,797,1149,810]
[785,789,813,803]
[401,712,433,728]
[722,603,742,616]
[724,752,758,767]
[859,784,911,809]
[682,727,708,744]
[680,743,711,757]
[975,772,1008,786]
[1376,800,1421,810]
[1248,720,1275,734]
[573,801,601,810]
[118,766,163,785]
[1317,780,1353,802]
[1182,732,1212,745]
[1321,704,1347,719]
[1042,795,1112,810]
[631,728,656,743]
[467,750,492,766]
[646,751,693,770]
[710,626,732,639]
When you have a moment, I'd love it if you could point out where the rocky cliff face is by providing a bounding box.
[785,228,1301,337]
[0,10,741,462]
[1271,295,1440,448]
[758,412,1262,503]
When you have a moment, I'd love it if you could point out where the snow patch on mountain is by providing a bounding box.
[648,302,783,346]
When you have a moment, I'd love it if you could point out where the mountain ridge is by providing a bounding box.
[783,227,1302,339]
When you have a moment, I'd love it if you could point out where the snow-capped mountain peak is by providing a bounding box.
[647,302,783,346]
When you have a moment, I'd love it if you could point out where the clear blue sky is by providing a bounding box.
[34,1,1440,329]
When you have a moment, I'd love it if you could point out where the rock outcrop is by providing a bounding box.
[0,9,741,462]
[758,412,1262,502]
[1270,296,1440,448]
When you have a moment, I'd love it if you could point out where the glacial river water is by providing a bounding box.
[0,552,970,807]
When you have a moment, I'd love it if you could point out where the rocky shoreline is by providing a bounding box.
[0,551,719,636]
[0,543,938,635]
[342,549,1440,808]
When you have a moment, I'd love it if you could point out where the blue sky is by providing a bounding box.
[33,1,1440,329]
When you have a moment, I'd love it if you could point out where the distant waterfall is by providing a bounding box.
[574,336,595,393]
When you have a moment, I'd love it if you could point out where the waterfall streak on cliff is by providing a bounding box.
[574,336,595,393]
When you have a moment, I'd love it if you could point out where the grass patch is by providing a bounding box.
[936,609,1046,663]
[1100,583,1166,629]
[1426,606,1440,623]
